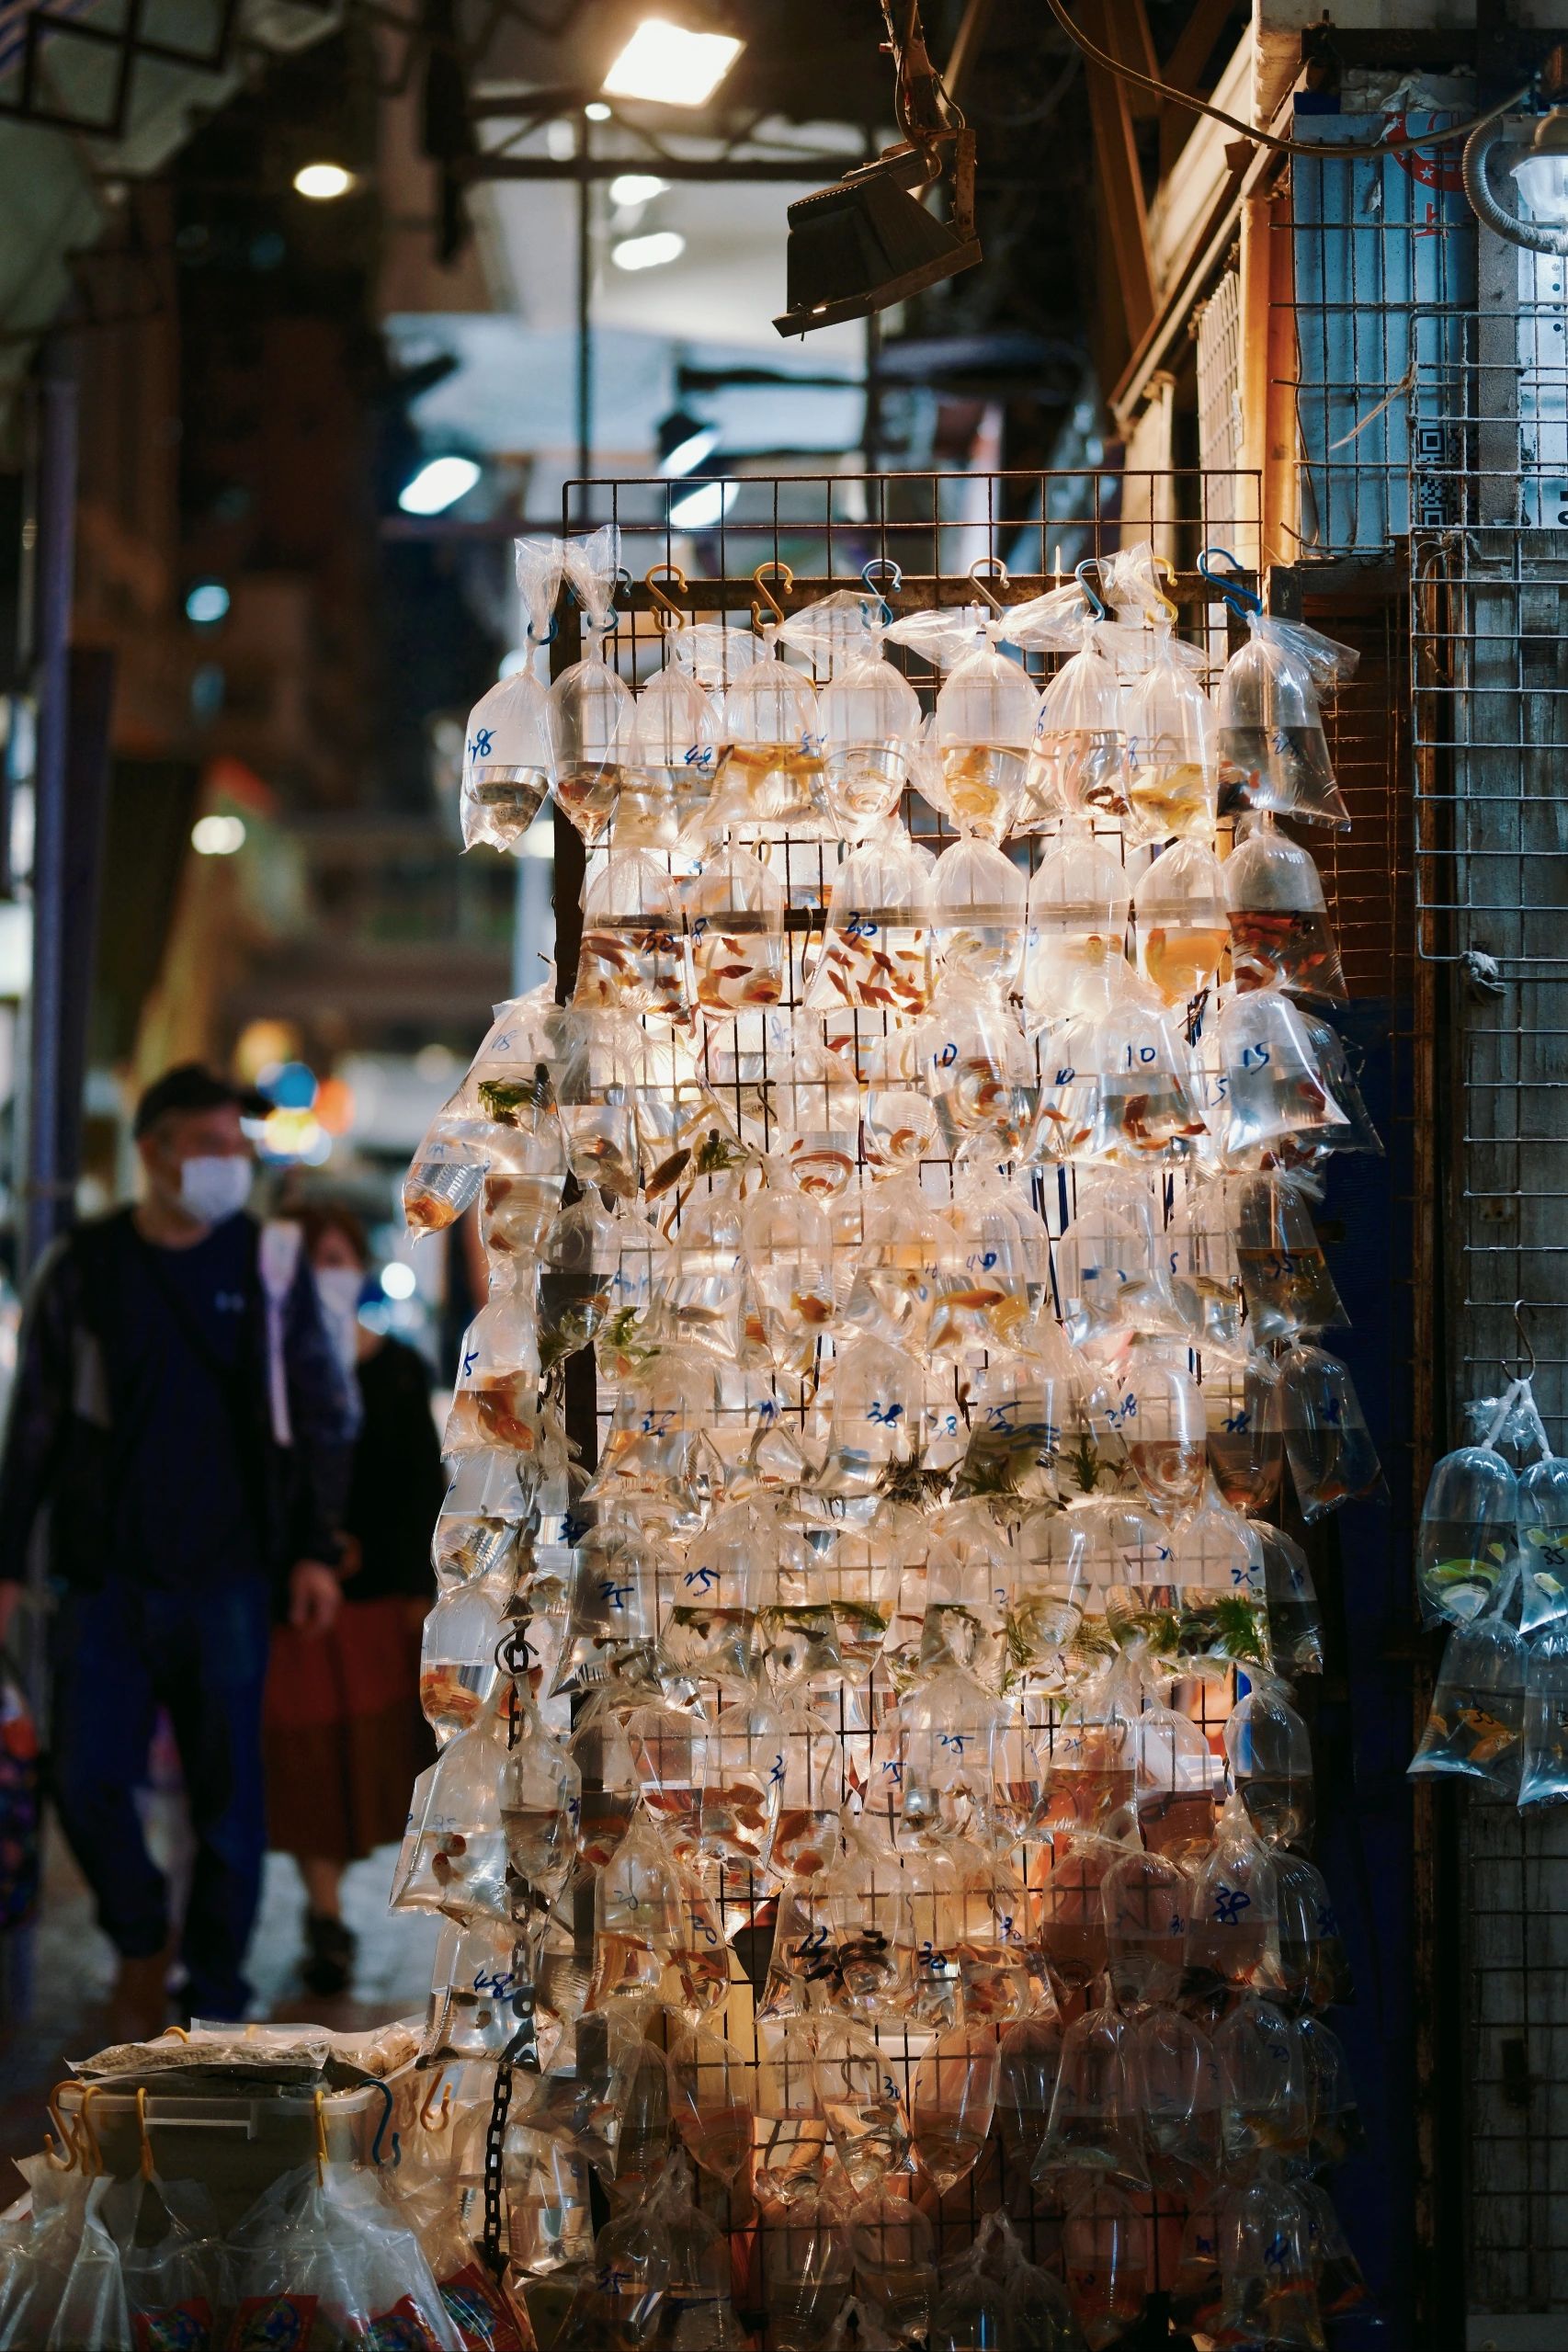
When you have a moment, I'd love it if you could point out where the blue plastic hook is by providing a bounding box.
[525,617,558,645]
[1197,545,1263,617]
[369,2080,394,2168]
[860,557,902,628]
[1073,558,1108,623]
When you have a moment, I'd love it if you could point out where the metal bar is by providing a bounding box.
[53,647,113,1201]
[455,153,883,182]
[24,346,76,1277]
[576,108,592,486]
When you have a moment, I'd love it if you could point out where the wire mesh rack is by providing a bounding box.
[1284,106,1477,558]
[560,469,1262,610]
[1412,524,1568,2320]
[1281,93,1568,2319]
[509,464,1397,2327]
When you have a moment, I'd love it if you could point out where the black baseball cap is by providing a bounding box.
[132,1062,270,1140]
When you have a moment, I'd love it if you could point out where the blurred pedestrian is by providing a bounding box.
[265,1205,441,1996]
[0,1064,354,2029]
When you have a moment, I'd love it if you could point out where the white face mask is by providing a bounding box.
[313,1267,365,1376]
[176,1153,253,1226]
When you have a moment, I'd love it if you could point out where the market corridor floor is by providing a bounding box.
[0,1817,438,2197]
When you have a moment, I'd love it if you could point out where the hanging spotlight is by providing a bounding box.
[657,406,721,475]
[773,2,980,336]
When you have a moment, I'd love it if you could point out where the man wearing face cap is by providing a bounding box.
[0,1063,355,2028]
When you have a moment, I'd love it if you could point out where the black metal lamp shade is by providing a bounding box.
[773,152,982,335]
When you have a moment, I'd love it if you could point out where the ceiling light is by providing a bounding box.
[398,455,481,515]
[657,406,721,476]
[774,140,982,336]
[611,229,686,272]
[585,100,612,121]
[184,580,230,625]
[293,162,354,200]
[670,478,737,530]
[191,813,246,856]
[602,18,743,108]
[609,172,669,208]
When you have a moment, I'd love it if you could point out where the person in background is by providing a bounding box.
[265,1204,442,1996]
[0,1064,354,2029]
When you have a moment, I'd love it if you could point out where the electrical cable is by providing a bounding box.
[1040,0,1532,163]
[1461,119,1568,255]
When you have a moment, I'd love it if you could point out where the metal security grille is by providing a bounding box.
[1287,116,1475,556]
[1195,268,1244,553]
[528,464,1418,2325]
[1413,527,1568,2324]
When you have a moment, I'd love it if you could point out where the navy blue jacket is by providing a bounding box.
[0,1208,354,1600]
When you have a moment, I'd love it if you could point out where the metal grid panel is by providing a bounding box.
[1196,267,1245,556]
[1287,117,1475,555]
[1412,529,1568,2318]
[531,464,1386,2324]
[562,468,1259,601]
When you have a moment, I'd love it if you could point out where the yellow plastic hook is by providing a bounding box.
[44,2081,79,2172]
[643,562,689,633]
[418,2074,454,2134]
[751,560,794,631]
[75,2085,106,2176]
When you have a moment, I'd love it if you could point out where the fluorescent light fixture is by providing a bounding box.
[609,172,669,208]
[293,162,354,200]
[611,229,686,272]
[585,100,612,120]
[398,455,481,515]
[184,580,230,624]
[602,17,743,108]
[381,1260,417,1300]
[670,478,738,531]
[191,813,246,856]
[657,406,720,476]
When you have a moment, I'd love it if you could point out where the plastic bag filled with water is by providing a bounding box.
[1216,611,1358,830]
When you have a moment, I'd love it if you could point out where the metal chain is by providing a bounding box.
[482,1639,543,2278]
[479,2051,514,2278]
